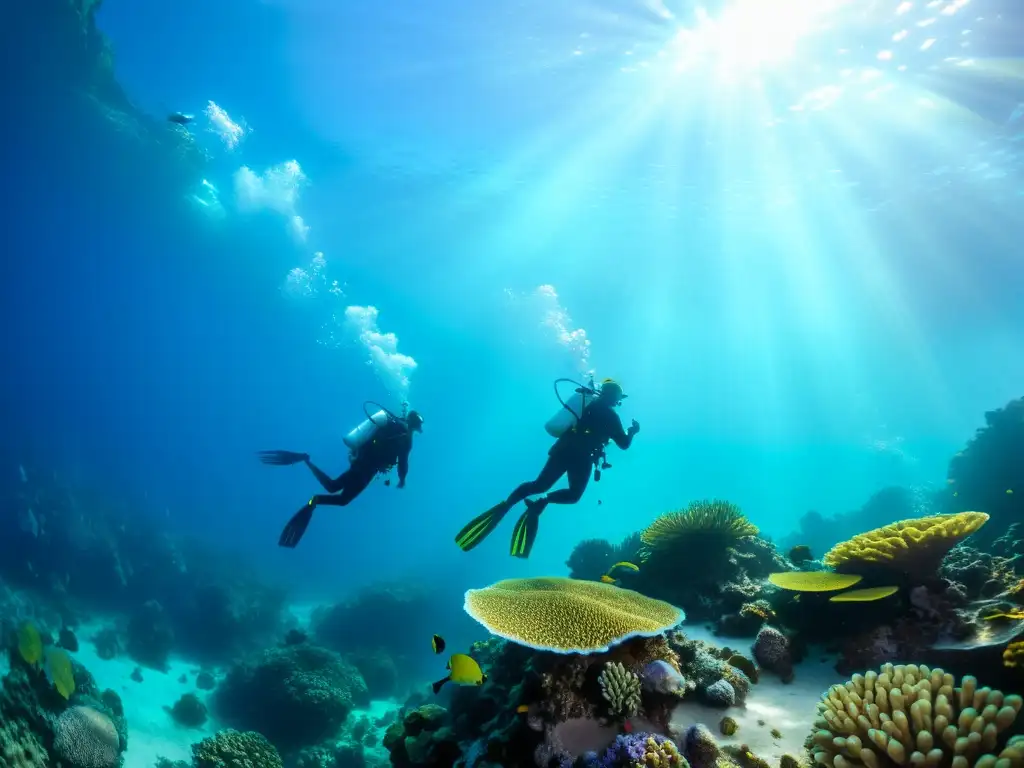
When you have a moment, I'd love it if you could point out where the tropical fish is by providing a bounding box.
[44,646,75,699]
[431,634,446,655]
[600,575,617,584]
[609,561,639,573]
[17,622,42,666]
[516,704,530,714]
[431,654,486,694]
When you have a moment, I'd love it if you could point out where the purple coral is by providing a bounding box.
[587,733,665,768]
[642,660,686,695]
[752,626,793,682]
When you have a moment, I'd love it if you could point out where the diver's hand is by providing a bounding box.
[628,419,640,436]
[397,479,406,489]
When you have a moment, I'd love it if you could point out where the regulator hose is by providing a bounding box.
[552,378,597,421]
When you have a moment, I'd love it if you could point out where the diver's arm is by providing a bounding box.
[396,438,412,487]
[609,412,638,450]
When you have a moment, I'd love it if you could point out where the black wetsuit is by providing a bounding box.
[307,419,412,507]
[505,400,634,507]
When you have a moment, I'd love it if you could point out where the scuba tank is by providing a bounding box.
[343,401,407,451]
[544,377,599,438]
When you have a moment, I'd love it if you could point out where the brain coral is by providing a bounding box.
[810,663,1023,768]
[52,706,120,768]
[463,577,684,653]
[823,513,989,578]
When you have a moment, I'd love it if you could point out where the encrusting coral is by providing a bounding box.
[823,513,989,578]
[810,663,1024,768]
[52,705,120,768]
[462,577,684,653]
[598,661,642,718]
[192,729,284,768]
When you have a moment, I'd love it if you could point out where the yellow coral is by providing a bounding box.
[769,572,863,592]
[828,586,899,603]
[822,512,989,577]
[462,577,683,654]
[636,736,683,767]
[1004,641,1024,668]
[640,500,758,551]
[810,662,1023,768]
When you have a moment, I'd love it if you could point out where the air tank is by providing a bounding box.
[343,410,391,451]
[544,389,595,438]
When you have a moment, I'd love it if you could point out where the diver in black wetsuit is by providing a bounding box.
[455,380,639,559]
[259,410,424,548]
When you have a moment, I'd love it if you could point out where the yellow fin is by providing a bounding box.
[768,572,862,592]
[829,586,899,603]
[17,622,42,666]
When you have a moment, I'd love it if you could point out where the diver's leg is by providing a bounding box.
[310,467,375,507]
[543,456,592,505]
[306,459,348,493]
[504,455,567,506]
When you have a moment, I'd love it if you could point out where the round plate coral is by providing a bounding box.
[463,576,684,654]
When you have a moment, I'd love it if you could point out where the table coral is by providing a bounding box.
[463,577,683,654]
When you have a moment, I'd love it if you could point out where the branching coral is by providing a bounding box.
[463,577,683,653]
[810,663,1024,768]
[598,662,641,718]
[823,513,990,578]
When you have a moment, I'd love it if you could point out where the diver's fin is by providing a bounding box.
[258,450,309,466]
[279,503,315,548]
[454,501,511,552]
[431,676,451,695]
[509,502,543,559]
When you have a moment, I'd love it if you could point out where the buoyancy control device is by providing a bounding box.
[343,401,410,451]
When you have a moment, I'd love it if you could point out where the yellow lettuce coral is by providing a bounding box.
[769,572,863,592]
[810,662,1023,768]
[463,577,683,654]
[822,512,989,577]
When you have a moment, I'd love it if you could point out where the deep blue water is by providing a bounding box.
[3,0,1024,601]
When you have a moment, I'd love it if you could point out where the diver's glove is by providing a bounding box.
[628,419,640,436]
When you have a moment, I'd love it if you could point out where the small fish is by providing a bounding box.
[431,634,446,655]
[516,704,530,714]
[609,561,639,573]
[600,575,617,584]
[1008,489,1015,495]
[167,112,194,126]
[431,653,486,694]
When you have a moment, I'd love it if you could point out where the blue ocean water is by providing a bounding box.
[4,0,1024,587]
[2,3,1024,761]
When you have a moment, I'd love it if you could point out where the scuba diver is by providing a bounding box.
[455,378,639,559]
[259,406,424,548]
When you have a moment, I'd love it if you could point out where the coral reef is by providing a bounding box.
[383,704,461,768]
[599,662,642,718]
[945,397,1024,548]
[810,663,1023,768]
[167,693,208,728]
[192,730,284,768]
[214,642,367,752]
[52,706,120,768]
[751,627,793,683]
[824,513,989,580]
[463,577,683,653]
